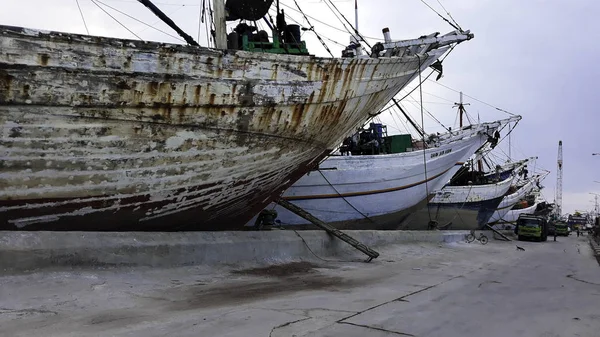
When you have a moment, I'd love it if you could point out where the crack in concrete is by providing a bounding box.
[258,306,357,316]
[269,317,311,337]
[478,280,502,288]
[338,321,416,336]
[566,274,600,286]
[0,307,58,316]
[338,272,473,324]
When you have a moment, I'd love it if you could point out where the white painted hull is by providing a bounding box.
[491,203,538,227]
[0,25,459,230]
[400,171,516,230]
[492,202,538,229]
[488,177,538,224]
[250,124,497,229]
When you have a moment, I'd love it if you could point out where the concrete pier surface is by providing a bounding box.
[1,235,599,337]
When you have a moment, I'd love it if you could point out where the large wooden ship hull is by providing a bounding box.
[0,25,467,230]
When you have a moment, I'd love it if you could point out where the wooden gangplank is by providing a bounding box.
[275,198,379,262]
[484,224,512,241]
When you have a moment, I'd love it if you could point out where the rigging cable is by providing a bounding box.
[427,79,517,116]
[104,0,199,5]
[137,3,189,35]
[75,0,90,35]
[91,0,143,40]
[362,45,457,127]
[434,0,463,31]
[93,0,188,42]
[397,44,456,101]
[197,0,203,42]
[207,0,214,47]
[280,9,346,48]
[279,2,385,41]
[317,169,377,225]
[405,94,451,132]
[418,0,462,32]
[417,54,432,223]
[323,0,372,48]
[322,1,356,42]
[292,0,335,57]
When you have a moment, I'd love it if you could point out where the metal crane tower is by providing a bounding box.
[555,140,563,218]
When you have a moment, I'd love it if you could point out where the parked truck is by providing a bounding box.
[515,214,549,242]
[554,221,569,236]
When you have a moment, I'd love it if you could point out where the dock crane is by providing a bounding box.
[555,140,563,218]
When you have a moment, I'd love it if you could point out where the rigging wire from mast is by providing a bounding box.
[278,8,347,49]
[418,0,463,32]
[75,0,90,35]
[390,44,457,104]
[137,3,189,35]
[95,0,186,42]
[103,0,199,5]
[317,170,377,224]
[197,0,203,42]
[323,0,371,48]
[427,79,517,116]
[416,55,433,223]
[362,44,454,127]
[292,0,335,57]
[279,2,385,41]
[91,0,144,40]
[404,93,451,132]
[434,0,463,31]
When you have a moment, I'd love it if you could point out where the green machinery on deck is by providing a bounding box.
[241,30,309,55]
[385,134,413,154]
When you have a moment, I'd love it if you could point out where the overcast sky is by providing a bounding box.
[2,0,598,215]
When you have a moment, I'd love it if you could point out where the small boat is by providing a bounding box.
[0,0,473,230]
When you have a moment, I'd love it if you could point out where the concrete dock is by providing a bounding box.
[1,233,599,336]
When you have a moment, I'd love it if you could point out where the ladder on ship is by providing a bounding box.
[275,198,380,262]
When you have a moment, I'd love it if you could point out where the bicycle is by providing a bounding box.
[466,230,488,245]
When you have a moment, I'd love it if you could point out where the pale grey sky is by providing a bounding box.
[1,0,598,215]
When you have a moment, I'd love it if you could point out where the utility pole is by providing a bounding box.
[590,193,600,219]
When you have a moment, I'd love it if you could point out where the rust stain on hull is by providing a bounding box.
[0,24,449,231]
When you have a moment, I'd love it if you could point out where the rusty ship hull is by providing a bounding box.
[1,25,456,230]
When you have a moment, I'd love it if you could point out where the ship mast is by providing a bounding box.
[355,0,359,33]
[454,92,469,128]
[212,0,227,49]
[353,0,363,56]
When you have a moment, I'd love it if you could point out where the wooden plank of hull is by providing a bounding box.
[0,25,449,230]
